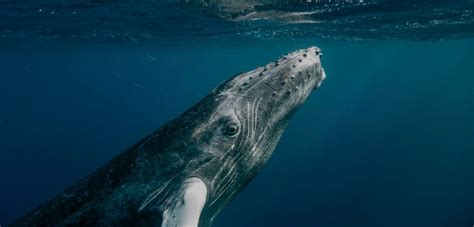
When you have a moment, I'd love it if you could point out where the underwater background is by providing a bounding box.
[1,0,474,226]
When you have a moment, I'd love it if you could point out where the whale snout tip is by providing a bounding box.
[297,46,323,65]
[304,46,322,56]
[304,46,326,91]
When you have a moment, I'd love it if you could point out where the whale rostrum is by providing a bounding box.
[12,46,326,227]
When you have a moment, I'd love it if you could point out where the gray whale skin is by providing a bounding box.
[12,46,326,227]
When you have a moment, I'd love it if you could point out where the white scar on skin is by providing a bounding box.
[161,177,208,227]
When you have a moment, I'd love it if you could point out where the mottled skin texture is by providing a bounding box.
[12,46,325,227]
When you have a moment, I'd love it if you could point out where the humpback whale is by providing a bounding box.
[12,46,326,227]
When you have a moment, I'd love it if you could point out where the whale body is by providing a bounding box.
[12,46,326,227]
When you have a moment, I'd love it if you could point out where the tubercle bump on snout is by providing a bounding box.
[223,46,325,99]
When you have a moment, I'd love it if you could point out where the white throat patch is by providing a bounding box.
[161,177,208,227]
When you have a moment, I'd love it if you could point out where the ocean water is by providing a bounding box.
[1,1,474,226]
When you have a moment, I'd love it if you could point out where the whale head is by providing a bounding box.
[180,46,326,223]
[208,46,325,148]
[145,46,326,226]
[201,46,325,156]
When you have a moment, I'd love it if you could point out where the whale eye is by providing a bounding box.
[223,122,240,137]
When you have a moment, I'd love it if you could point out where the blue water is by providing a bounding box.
[1,1,474,226]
